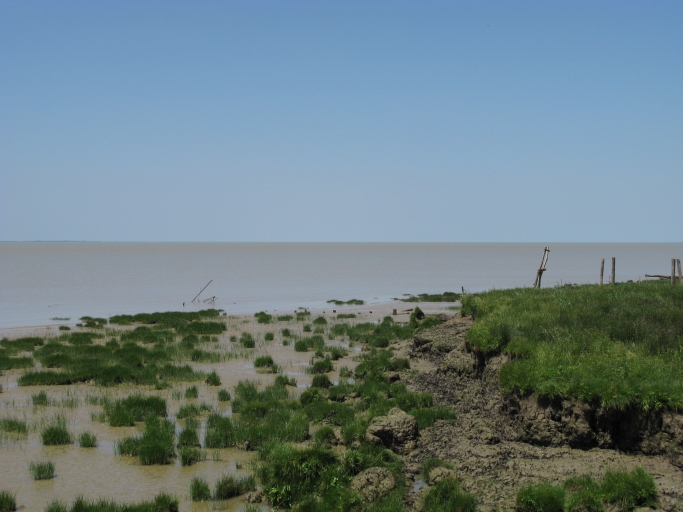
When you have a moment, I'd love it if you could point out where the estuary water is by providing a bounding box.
[1,242,681,329]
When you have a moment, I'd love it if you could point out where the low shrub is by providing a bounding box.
[264,332,275,341]
[311,375,332,388]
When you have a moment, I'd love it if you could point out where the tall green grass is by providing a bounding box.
[517,467,658,512]
[45,493,178,512]
[117,415,176,465]
[0,417,27,434]
[41,415,72,445]
[213,474,256,500]
[29,460,55,480]
[463,282,683,409]
[0,490,16,512]
[79,431,97,447]
[190,477,211,501]
[104,394,167,427]
[421,478,477,512]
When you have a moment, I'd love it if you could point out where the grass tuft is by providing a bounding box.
[190,477,211,501]
[213,474,256,500]
[78,431,97,448]
[0,490,16,512]
[421,478,477,512]
[205,371,221,386]
[217,388,231,401]
[0,417,28,434]
[41,415,72,445]
[29,460,55,480]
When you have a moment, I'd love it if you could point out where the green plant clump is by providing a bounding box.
[217,389,231,401]
[254,355,275,367]
[29,460,55,480]
[421,478,477,512]
[0,417,28,434]
[185,386,199,399]
[240,332,256,348]
[105,394,167,427]
[213,474,256,500]
[190,477,211,501]
[79,431,97,448]
[41,415,72,445]
[45,493,178,512]
[205,371,221,386]
[264,332,275,341]
[463,281,683,409]
[0,490,16,512]
[255,312,273,324]
[117,415,176,465]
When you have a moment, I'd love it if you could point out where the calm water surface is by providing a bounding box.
[1,242,681,328]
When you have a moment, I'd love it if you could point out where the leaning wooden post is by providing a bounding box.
[600,258,605,285]
[678,259,682,285]
[672,259,677,286]
[611,257,616,285]
[534,247,550,288]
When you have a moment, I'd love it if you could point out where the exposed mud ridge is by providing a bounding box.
[396,315,683,510]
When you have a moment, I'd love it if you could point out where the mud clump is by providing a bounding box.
[350,467,396,502]
[366,407,419,454]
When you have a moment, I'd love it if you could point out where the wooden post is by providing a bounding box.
[533,247,550,288]
[611,257,616,285]
[672,259,677,286]
[599,258,605,285]
[678,259,682,285]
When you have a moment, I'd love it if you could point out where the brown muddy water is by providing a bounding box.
[0,308,421,511]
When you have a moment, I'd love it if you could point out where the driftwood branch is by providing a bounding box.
[192,280,213,303]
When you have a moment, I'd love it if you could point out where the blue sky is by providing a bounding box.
[1,1,681,242]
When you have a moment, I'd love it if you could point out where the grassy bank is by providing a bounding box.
[462,281,683,409]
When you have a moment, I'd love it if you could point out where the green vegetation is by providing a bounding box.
[177,403,212,419]
[41,415,72,445]
[19,333,202,387]
[179,446,205,466]
[278,315,294,322]
[265,332,275,341]
[311,374,332,388]
[420,459,454,480]
[517,468,658,512]
[79,431,98,447]
[327,299,365,306]
[421,478,477,512]
[117,415,176,465]
[462,282,683,409]
[190,477,211,501]
[240,332,256,348]
[205,370,221,386]
[29,460,55,480]
[32,390,49,406]
[333,317,413,349]
[303,324,312,332]
[255,312,273,324]
[217,388,231,401]
[80,316,108,328]
[45,493,178,512]
[254,355,275,367]
[296,311,311,321]
[58,325,71,331]
[398,292,461,302]
[104,394,167,427]
[213,474,256,500]
[0,490,15,512]
[177,420,200,447]
[337,313,356,319]
[0,417,27,434]
[313,316,328,325]
[309,356,334,374]
[185,386,199,399]
[281,328,292,337]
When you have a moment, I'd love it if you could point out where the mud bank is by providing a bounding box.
[400,315,683,510]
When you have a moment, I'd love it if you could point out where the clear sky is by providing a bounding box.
[1,1,681,242]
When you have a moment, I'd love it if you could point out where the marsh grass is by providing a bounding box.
[78,431,97,447]
[311,375,332,388]
[240,333,256,348]
[264,332,274,341]
[213,474,256,500]
[313,316,327,326]
[177,403,212,419]
[421,478,477,512]
[178,446,206,466]
[277,315,293,322]
[117,415,176,465]
[104,394,167,427]
[45,493,178,512]
[255,312,272,324]
[217,389,231,401]
[185,386,199,399]
[254,355,274,368]
[32,390,49,406]
[190,477,211,501]
[327,299,364,306]
[177,424,200,447]
[463,282,683,409]
[420,459,454,480]
[0,490,15,512]
[409,407,456,429]
[205,371,221,386]
[336,313,356,319]
[41,415,72,445]
[518,468,658,512]
[308,357,334,374]
[281,328,291,337]
[399,292,461,303]
[0,418,27,434]
[29,460,55,480]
